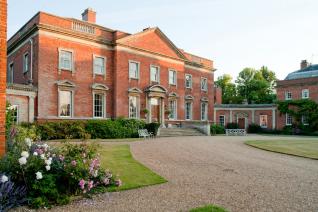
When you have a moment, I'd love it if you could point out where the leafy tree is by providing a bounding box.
[215,74,242,104]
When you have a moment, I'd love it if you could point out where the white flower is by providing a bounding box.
[48,157,52,161]
[18,157,27,165]
[45,165,51,171]
[21,151,29,158]
[25,138,32,147]
[40,154,45,159]
[93,170,98,177]
[1,175,8,183]
[33,152,38,156]
[45,159,52,165]
[36,172,43,180]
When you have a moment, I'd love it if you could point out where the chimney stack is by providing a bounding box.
[300,60,308,70]
[82,8,96,23]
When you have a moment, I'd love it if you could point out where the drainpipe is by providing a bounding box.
[29,38,33,84]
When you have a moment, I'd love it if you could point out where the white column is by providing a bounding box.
[230,109,233,123]
[272,108,276,129]
[252,109,255,123]
[28,96,35,123]
[161,98,165,127]
[147,97,152,123]
[213,108,216,123]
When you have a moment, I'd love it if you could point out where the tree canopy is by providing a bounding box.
[216,66,277,104]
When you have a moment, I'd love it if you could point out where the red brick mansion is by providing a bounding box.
[6,8,215,126]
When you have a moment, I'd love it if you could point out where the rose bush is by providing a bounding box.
[0,127,120,209]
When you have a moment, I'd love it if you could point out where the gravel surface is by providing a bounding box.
[41,135,318,212]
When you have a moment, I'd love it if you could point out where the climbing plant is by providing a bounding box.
[277,99,318,131]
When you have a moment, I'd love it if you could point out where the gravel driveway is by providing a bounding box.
[48,135,318,212]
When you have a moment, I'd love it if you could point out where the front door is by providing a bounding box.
[150,98,160,123]
[238,118,245,129]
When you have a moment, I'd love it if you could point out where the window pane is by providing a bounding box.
[129,96,139,118]
[9,105,18,124]
[129,62,138,79]
[59,90,72,117]
[201,102,207,120]
[260,115,267,128]
[169,100,177,119]
[185,75,192,88]
[169,70,176,85]
[201,78,207,90]
[94,93,104,117]
[185,102,192,120]
[219,116,225,126]
[151,66,159,82]
[94,57,105,74]
[60,51,72,70]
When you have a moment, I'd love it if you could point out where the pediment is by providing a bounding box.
[56,80,75,87]
[128,87,143,94]
[117,27,187,60]
[168,92,179,98]
[185,95,194,100]
[201,97,209,102]
[92,83,109,91]
[145,84,167,93]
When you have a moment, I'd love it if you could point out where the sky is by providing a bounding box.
[7,0,318,81]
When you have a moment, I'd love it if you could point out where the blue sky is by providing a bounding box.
[7,0,318,80]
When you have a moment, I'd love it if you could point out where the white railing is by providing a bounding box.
[72,22,95,34]
[225,129,246,136]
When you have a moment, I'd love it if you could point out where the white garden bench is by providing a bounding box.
[138,129,154,139]
[225,129,246,136]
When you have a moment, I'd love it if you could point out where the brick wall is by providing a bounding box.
[0,0,7,156]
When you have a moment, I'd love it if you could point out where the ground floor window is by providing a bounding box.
[94,93,105,118]
[185,102,192,120]
[302,115,309,125]
[286,113,292,126]
[219,115,225,126]
[260,115,268,128]
[9,105,19,124]
[129,96,139,119]
[201,102,208,121]
[59,90,72,117]
[169,99,177,120]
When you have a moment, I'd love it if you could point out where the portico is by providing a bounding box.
[145,85,167,127]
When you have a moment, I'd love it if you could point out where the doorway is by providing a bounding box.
[238,118,246,129]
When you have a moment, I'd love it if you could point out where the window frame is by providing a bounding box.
[259,115,268,128]
[7,62,14,83]
[150,65,160,83]
[301,115,309,125]
[58,89,74,118]
[169,69,177,86]
[129,95,140,119]
[58,48,74,72]
[23,52,29,73]
[201,77,208,91]
[301,89,309,99]
[9,105,19,124]
[219,115,225,126]
[201,101,208,121]
[128,60,140,80]
[93,92,106,118]
[185,101,193,120]
[185,74,193,89]
[93,55,106,78]
[169,99,177,120]
[285,113,293,126]
[285,91,292,100]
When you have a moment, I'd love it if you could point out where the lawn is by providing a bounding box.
[99,144,167,191]
[190,204,228,212]
[49,138,143,143]
[245,140,318,159]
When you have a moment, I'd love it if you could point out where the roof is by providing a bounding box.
[285,64,318,80]
[214,104,276,109]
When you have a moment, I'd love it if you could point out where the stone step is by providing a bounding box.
[158,127,205,137]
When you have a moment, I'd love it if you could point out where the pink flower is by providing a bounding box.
[103,178,110,185]
[71,160,77,166]
[115,179,122,187]
[59,155,64,161]
[79,179,85,190]
[88,180,94,190]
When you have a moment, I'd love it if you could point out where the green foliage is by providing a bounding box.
[190,204,228,212]
[226,122,239,129]
[210,124,225,135]
[277,99,318,133]
[145,122,160,136]
[248,124,262,133]
[5,102,14,137]
[215,74,242,104]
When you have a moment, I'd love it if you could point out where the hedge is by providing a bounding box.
[33,119,157,140]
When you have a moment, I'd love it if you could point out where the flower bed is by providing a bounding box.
[0,127,121,210]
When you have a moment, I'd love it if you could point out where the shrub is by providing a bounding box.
[145,122,160,136]
[248,124,262,133]
[5,102,14,137]
[210,124,225,135]
[0,174,27,211]
[226,122,239,129]
[0,132,120,209]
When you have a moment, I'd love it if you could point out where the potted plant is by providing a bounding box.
[142,108,149,118]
